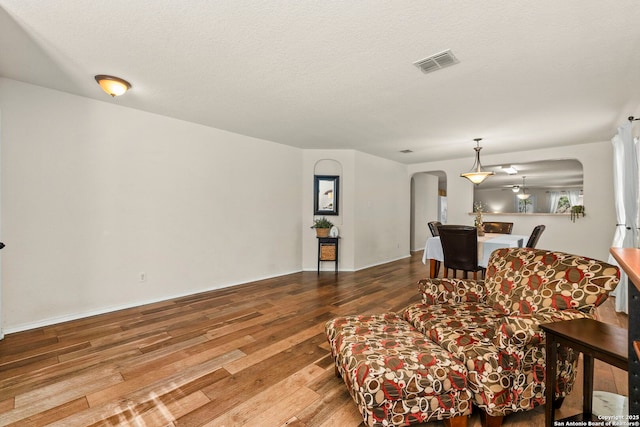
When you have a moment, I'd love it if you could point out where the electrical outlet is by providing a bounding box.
[139,272,146,282]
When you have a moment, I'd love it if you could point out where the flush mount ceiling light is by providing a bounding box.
[94,75,131,97]
[516,176,530,200]
[460,138,495,185]
[502,165,518,175]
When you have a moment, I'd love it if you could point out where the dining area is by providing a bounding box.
[422,221,545,279]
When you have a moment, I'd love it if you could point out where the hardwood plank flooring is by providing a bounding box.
[0,252,628,426]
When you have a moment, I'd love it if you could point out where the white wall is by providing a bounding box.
[302,150,410,271]
[353,151,410,270]
[408,141,616,262]
[0,78,302,332]
[0,77,627,333]
[411,173,438,251]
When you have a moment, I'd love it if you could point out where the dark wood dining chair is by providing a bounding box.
[427,221,443,276]
[482,221,513,234]
[526,225,546,248]
[438,225,484,279]
[428,221,442,237]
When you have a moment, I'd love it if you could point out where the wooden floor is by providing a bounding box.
[0,252,628,427]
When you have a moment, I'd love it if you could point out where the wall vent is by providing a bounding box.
[413,50,459,74]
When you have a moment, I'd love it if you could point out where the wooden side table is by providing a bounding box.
[610,247,640,417]
[540,318,628,425]
[317,237,339,274]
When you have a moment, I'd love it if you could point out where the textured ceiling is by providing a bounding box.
[1,1,639,164]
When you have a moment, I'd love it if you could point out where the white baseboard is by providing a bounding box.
[3,269,301,335]
[302,254,412,273]
[354,254,411,271]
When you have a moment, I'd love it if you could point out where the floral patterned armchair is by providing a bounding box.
[402,247,619,426]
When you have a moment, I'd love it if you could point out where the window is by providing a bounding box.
[517,196,534,213]
[550,191,583,214]
[555,196,571,213]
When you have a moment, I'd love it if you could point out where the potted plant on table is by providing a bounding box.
[311,217,334,237]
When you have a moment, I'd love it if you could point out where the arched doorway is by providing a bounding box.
[410,171,446,252]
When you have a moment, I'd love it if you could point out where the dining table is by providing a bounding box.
[422,233,529,278]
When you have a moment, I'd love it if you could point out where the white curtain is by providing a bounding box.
[548,191,562,213]
[567,190,581,206]
[608,121,640,314]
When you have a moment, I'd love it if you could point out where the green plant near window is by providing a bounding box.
[570,205,585,222]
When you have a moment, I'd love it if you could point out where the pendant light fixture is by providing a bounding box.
[460,138,495,185]
[94,75,131,97]
[516,176,530,200]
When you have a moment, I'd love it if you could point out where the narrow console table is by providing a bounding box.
[317,236,339,274]
[541,318,628,425]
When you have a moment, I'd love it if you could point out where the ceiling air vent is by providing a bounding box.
[413,49,459,74]
[399,149,413,153]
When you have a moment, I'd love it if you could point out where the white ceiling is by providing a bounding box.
[1,1,639,164]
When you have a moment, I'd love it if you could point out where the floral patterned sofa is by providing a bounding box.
[402,247,620,426]
[325,247,620,427]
